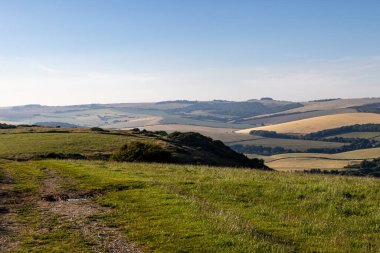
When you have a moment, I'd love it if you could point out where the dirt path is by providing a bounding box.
[0,171,22,252]
[37,168,140,253]
[0,167,140,253]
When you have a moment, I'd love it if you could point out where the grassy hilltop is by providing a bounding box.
[0,126,266,169]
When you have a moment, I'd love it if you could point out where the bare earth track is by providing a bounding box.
[0,171,21,252]
[0,167,140,253]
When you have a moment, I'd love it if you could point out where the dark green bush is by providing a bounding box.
[111,141,172,163]
[91,127,108,132]
[0,123,17,129]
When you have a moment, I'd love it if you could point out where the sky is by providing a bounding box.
[1,0,380,106]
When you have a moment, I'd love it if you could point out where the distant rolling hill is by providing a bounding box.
[1,98,380,132]
[0,99,303,129]
[3,97,380,173]
[0,99,375,132]
[235,98,380,126]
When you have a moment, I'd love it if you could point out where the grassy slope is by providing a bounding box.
[2,159,379,252]
[0,127,265,169]
[0,131,153,159]
[237,113,380,134]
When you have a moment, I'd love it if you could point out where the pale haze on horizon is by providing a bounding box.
[1,0,380,106]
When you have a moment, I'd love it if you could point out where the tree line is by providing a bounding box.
[250,124,380,140]
[304,158,380,178]
[234,124,380,155]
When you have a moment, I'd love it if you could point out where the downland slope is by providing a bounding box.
[235,98,380,126]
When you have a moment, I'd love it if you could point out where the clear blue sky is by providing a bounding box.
[1,0,380,106]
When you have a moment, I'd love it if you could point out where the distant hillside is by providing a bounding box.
[34,122,81,128]
[1,98,380,131]
[0,99,302,129]
[167,100,303,121]
[354,102,380,114]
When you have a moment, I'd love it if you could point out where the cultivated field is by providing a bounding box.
[249,148,380,171]
[328,132,380,140]
[278,98,380,114]
[264,157,360,171]
[237,108,356,126]
[237,113,380,134]
[1,160,379,252]
[228,137,344,151]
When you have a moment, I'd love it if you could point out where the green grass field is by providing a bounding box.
[1,159,380,252]
[0,130,161,160]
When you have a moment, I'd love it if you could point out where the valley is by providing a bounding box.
[2,97,380,172]
[2,98,380,252]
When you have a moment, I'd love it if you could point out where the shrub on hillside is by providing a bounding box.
[91,127,108,132]
[111,141,172,163]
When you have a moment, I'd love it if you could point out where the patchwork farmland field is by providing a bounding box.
[228,137,345,151]
[237,113,380,134]
[247,148,380,171]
